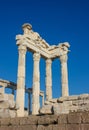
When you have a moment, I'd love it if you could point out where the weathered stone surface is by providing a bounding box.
[9,101,16,109]
[0,109,10,118]
[53,104,69,115]
[10,118,20,125]
[0,113,89,130]
[40,105,53,114]
[53,124,66,130]
[68,113,81,124]
[8,94,14,101]
[32,53,40,115]
[0,126,12,130]
[58,114,68,124]
[0,94,14,102]
[21,125,37,130]
[12,125,37,130]
[38,115,58,125]
[37,125,45,130]
[44,101,51,105]
[66,124,80,130]
[41,93,89,115]
[0,118,10,126]
[0,92,17,118]
[0,94,8,102]
[49,99,57,103]
[83,99,89,104]
[45,58,52,101]
[69,106,79,112]
[78,104,89,112]
[0,87,4,94]
[20,116,38,125]
[72,100,84,106]
[0,102,9,109]
[9,110,16,118]
[80,124,89,130]
[78,94,89,100]
[45,125,53,130]
[82,112,89,123]
[57,95,79,103]
[60,54,69,97]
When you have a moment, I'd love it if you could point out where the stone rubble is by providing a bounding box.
[0,93,18,118]
[40,94,89,115]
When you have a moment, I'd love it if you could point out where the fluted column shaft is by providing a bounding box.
[45,59,52,101]
[16,45,27,117]
[60,54,69,97]
[28,93,31,114]
[42,94,44,106]
[32,53,40,115]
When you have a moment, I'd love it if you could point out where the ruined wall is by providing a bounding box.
[40,94,89,115]
[0,93,18,118]
[0,112,89,130]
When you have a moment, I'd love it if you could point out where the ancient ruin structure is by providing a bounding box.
[1,23,89,130]
[16,23,70,117]
[0,79,44,117]
[1,23,89,120]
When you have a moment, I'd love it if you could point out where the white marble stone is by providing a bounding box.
[32,53,40,115]
[16,45,27,117]
[45,58,52,101]
[60,54,69,97]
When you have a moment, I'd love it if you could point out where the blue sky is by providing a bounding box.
[0,0,89,101]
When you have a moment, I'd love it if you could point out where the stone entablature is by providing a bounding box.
[16,23,70,59]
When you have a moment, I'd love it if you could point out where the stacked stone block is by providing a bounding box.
[0,112,89,130]
[0,93,18,118]
[40,94,89,115]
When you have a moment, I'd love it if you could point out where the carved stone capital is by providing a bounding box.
[18,45,27,55]
[60,54,68,63]
[22,23,32,34]
[33,53,40,61]
[46,58,52,64]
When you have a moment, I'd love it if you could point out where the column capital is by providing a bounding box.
[33,53,40,61]
[18,45,27,55]
[46,58,52,64]
[60,54,68,63]
[22,23,32,34]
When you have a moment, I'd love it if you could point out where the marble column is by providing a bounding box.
[28,93,31,114]
[16,45,27,117]
[60,54,69,97]
[32,53,40,115]
[42,94,44,106]
[45,58,52,101]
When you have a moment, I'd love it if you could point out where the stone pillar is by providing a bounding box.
[45,58,52,101]
[32,53,40,115]
[42,94,44,106]
[60,54,69,97]
[28,93,31,114]
[16,45,27,117]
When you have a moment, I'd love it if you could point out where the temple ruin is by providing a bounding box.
[15,23,70,117]
[1,23,89,119]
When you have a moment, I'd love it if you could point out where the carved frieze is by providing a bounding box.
[16,23,70,59]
